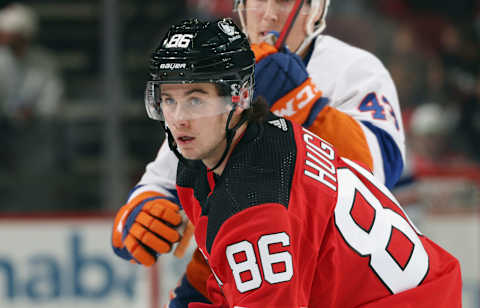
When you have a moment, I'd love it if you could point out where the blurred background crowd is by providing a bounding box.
[0,0,479,214]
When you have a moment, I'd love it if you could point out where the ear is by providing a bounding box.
[237,0,245,11]
[306,2,323,25]
[237,86,252,109]
[233,104,245,116]
[225,103,246,130]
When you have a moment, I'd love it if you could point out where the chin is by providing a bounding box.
[177,148,195,160]
[251,35,261,44]
[181,152,199,160]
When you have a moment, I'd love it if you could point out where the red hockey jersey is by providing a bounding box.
[176,117,462,308]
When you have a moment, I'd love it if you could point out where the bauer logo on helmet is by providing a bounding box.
[159,63,187,70]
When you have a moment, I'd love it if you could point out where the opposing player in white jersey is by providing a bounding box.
[111,1,406,306]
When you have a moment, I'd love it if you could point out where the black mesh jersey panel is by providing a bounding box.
[176,118,297,253]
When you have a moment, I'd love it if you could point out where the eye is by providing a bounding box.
[188,97,204,106]
[162,97,176,105]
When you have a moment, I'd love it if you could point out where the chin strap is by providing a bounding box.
[295,0,330,55]
[165,124,193,168]
[208,108,247,172]
[164,109,247,172]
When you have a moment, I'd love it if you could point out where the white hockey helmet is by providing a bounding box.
[233,0,330,55]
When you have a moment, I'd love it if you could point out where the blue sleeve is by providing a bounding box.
[168,275,211,308]
[361,121,404,189]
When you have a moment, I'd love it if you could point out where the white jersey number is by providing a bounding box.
[165,34,193,48]
[226,232,293,293]
[335,158,429,294]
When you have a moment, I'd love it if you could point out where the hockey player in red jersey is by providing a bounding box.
[111,5,408,305]
[142,18,462,308]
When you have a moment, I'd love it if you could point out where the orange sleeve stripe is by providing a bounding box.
[186,248,212,300]
[270,77,323,125]
[112,191,165,249]
[250,42,278,62]
[307,106,374,171]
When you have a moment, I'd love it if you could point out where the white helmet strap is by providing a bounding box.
[296,0,329,55]
[234,0,248,36]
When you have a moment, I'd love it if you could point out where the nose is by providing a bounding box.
[172,118,189,129]
[262,0,279,22]
[169,105,190,128]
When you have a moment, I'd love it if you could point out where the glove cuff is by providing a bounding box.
[270,77,323,125]
[251,42,278,62]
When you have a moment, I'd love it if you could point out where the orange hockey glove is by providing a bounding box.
[112,192,182,266]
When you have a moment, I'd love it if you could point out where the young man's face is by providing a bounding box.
[244,0,311,53]
[161,83,232,164]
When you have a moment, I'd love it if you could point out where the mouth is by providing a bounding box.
[259,31,271,39]
[259,31,278,44]
[176,135,195,145]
